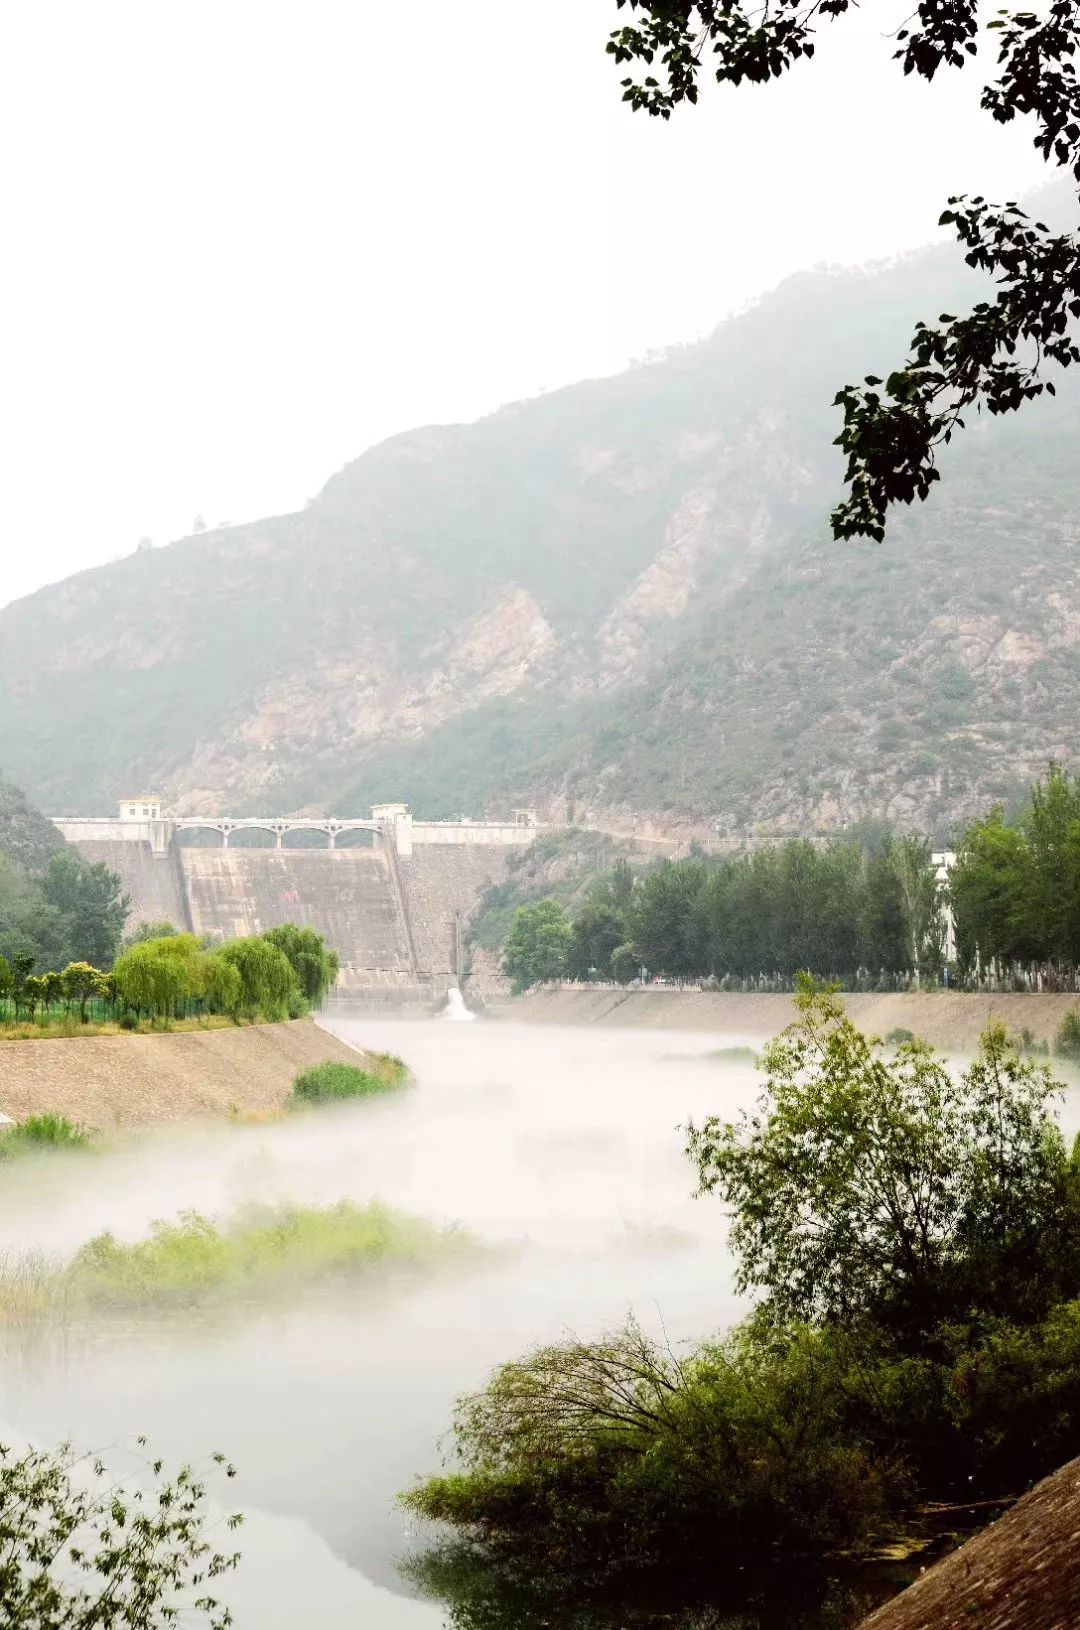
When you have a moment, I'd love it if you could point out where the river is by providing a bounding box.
[0,1013,775,1627]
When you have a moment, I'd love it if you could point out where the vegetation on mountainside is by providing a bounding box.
[289,1054,409,1106]
[0,1202,474,1321]
[404,986,1080,1612]
[470,830,634,954]
[606,3,1080,542]
[4,217,1080,835]
[0,773,64,871]
[0,1440,240,1630]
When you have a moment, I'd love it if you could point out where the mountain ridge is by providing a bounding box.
[3,207,1078,840]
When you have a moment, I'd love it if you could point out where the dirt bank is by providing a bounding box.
[0,1018,367,1128]
[498,987,1080,1050]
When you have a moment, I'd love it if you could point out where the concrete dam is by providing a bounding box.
[55,804,538,1000]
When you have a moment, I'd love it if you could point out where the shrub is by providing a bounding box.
[1056,1008,1080,1063]
[883,1026,915,1047]
[403,1317,908,1574]
[289,1054,409,1106]
[0,1114,90,1160]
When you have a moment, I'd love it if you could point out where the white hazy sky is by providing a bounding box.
[0,0,1049,607]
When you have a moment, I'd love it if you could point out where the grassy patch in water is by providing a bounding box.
[704,1045,758,1064]
[0,1114,92,1160]
[289,1052,410,1106]
[0,1200,473,1321]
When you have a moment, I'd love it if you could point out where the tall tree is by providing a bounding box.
[606,1,1080,540]
[503,900,574,993]
[41,851,129,967]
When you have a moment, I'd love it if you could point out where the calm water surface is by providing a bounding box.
[0,1015,774,1627]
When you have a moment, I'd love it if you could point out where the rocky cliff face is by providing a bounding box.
[2,214,1078,840]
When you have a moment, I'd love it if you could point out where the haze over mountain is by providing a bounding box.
[4,198,1078,841]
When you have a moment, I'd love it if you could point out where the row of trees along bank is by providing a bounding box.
[500,769,1080,993]
[0,923,339,1030]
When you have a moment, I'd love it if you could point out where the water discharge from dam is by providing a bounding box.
[0,1016,768,1628]
[440,986,475,1021]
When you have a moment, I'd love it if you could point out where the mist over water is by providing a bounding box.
[0,1017,772,1625]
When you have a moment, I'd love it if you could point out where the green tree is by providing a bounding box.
[264,924,340,1005]
[60,961,109,1024]
[951,806,1035,972]
[12,951,35,1017]
[124,919,180,946]
[21,974,47,1021]
[41,851,129,967]
[0,1439,241,1628]
[113,935,209,1021]
[687,979,1080,1339]
[215,936,299,1021]
[502,900,573,993]
[884,834,943,982]
[1020,764,1080,966]
[605,1,1080,540]
[204,952,242,1017]
[567,897,627,981]
[629,859,711,978]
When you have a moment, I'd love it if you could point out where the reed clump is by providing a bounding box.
[0,1200,473,1322]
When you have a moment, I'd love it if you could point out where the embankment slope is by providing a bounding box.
[0,1019,366,1127]
[501,988,1080,1051]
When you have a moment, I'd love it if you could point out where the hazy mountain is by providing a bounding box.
[0,773,65,872]
[3,198,1079,841]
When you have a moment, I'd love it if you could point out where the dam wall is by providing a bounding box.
[180,848,417,991]
[59,811,526,997]
[397,847,510,976]
[76,839,191,933]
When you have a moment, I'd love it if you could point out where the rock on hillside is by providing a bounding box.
[2,185,1079,840]
[0,773,65,872]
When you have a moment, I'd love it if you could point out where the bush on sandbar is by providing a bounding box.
[0,1200,472,1320]
[0,1114,90,1161]
[290,1054,409,1106]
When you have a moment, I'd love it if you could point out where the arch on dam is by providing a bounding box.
[173,816,381,849]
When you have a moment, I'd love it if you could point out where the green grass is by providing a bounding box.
[0,1115,91,1160]
[0,1200,475,1322]
[289,1052,409,1106]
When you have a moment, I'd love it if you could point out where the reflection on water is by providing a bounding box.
[0,1013,908,1628]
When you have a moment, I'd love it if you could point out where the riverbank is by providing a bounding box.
[496,987,1080,1050]
[0,1017,367,1127]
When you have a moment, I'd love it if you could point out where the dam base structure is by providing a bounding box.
[52,802,541,1003]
